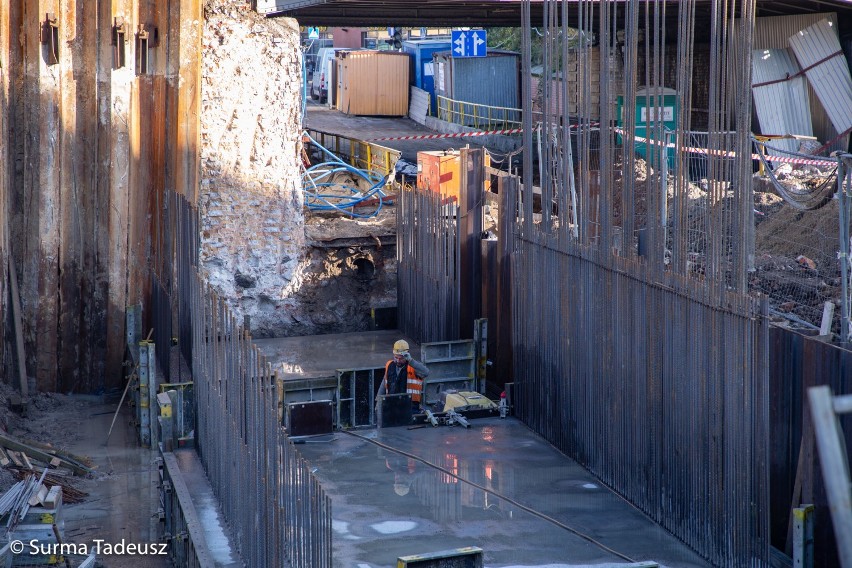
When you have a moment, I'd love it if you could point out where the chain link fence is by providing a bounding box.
[750,141,841,332]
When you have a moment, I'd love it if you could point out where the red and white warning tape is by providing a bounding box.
[370,128,525,141]
[370,122,599,142]
[614,128,837,167]
[371,124,838,167]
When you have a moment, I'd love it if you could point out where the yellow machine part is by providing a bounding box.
[441,391,498,413]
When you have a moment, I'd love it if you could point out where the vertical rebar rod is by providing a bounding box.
[839,157,850,343]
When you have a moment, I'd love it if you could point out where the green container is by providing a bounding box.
[616,86,678,170]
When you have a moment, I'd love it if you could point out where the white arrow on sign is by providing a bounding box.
[454,32,466,56]
[472,31,485,52]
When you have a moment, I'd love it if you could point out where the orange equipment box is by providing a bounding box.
[416,150,490,200]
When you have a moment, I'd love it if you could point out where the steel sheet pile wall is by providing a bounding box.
[769,326,852,566]
[511,1,769,565]
[397,187,461,344]
[0,0,200,392]
[151,275,173,383]
[190,263,331,568]
[177,193,199,368]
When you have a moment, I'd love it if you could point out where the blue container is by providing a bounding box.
[402,38,452,116]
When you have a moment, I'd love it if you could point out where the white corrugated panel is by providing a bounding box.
[409,86,429,125]
[753,13,841,149]
[752,49,813,155]
[788,19,852,137]
[755,13,839,49]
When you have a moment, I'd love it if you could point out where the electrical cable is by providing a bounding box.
[341,429,636,563]
[301,131,389,218]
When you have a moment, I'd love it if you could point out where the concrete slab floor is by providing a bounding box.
[51,399,168,567]
[297,418,711,568]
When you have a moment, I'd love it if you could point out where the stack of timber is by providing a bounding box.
[0,433,92,505]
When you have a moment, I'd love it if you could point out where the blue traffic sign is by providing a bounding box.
[308,27,320,39]
[451,29,487,58]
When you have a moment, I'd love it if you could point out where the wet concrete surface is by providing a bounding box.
[59,399,168,568]
[304,101,495,163]
[173,449,239,567]
[255,329,420,381]
[297,418,711,568]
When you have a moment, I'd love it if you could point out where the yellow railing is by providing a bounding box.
[304,128,401,177]
[436,95,523,131]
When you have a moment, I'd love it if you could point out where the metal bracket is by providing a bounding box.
[112,17,127,68]
[135,24,158,75]
[41,13,59,65]
[135,25,149,74]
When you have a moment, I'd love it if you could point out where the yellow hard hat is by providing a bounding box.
[393,339,410,354]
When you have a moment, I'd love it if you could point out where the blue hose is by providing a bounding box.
[301,132,389,218]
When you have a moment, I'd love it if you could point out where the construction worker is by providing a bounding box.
[376,339,430,417]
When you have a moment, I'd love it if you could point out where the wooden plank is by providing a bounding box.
[7,451,23,468]
[28,484,47,506]
[808,385,852,563]
[0,433,91,475]
[43,486,62,509]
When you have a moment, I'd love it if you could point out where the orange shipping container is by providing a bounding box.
[336,50,410,116]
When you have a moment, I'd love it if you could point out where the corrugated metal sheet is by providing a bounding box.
[753,13,842,150]
[336,50,410,116]
[752,49,813,155]
[434,50,520,110]
[788,19,852,140]
[754,13,839,49]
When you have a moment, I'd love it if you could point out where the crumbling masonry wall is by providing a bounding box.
[200,2,397,337]
[200,3,305,337]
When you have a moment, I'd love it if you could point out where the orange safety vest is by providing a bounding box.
[383,361,422,403]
